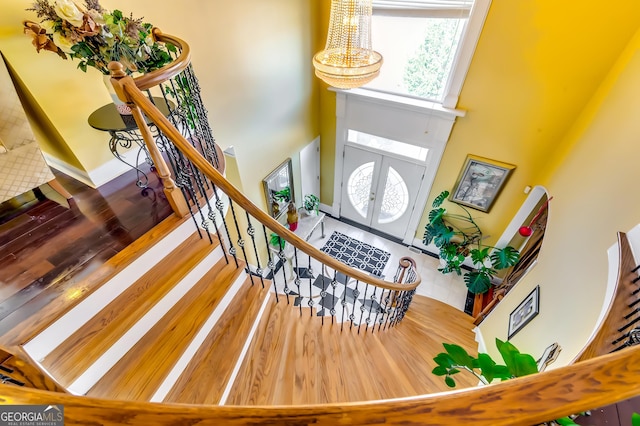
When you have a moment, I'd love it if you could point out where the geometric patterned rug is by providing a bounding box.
[320,231,390,277]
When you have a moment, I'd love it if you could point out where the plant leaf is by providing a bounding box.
[433,190,450,208]
[492,365,511,379]
[432,366,448,376]
[496,338,539,377]
[433,353,454,368]
[443,343,474,369]
[632,412,640,426]
[555,417,579,425]
[464,270,492,294]
[490,246,521,270]
[470,247,490,266]
[444,375,456,388]
[477,353,497,383]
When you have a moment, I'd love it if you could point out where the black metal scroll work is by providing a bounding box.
[0,364,25,387]
[612,264,640,351]
[107,129,153,188]
[116,34,420,334]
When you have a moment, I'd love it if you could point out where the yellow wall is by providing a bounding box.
[481,26,640,365]
[315,0,640,363]
[1,0,320,195]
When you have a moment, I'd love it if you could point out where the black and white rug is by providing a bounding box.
[320,231,390,277]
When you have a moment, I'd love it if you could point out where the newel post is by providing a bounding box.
[107,62,189,218]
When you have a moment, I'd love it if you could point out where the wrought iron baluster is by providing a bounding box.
[350,279,360,331]
[293,248,303,316]
[330,268,338,325]
[262,225,279,303]
[245,214,265,288]
[308,255,314,318]
[357,283,371,334]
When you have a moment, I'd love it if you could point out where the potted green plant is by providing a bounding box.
[423,190,521,294]
[303,194,320,215]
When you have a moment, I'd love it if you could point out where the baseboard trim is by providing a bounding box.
[43,154,93,188]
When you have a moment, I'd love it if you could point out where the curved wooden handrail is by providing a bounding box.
[574,232,639,361]
[108,65,420,293]
[1,345,639,425]
[132,29,191,91]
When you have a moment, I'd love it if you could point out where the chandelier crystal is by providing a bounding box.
[313,0,383,89]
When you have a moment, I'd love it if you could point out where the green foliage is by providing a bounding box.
[303,194,320,215]
[403,19,462,100]
[269,233,285,250]
[632,413,640,426]
[554,417,580,425]
[432,338,538,389]
[164,75,199,129]
[423,190,521,294]
[432,190,450,208]
[26,0,174,75]
[464,270,492,295]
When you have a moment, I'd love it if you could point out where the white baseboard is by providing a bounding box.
[44,148,145,189]
[87,149,143,187]
[319,203,333,216]
[43,153,94,188]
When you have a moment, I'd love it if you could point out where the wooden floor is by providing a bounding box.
[1,166,481,406]
[225,294,479,405]
[0,168,172,347]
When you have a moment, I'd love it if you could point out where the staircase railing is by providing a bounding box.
[109,57,421,331]
[1,344,639,425]
[1,28,639,425]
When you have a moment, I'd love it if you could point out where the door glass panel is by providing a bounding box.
[378,166,409,224]
[348,129,429,161]
[347,162,375,218]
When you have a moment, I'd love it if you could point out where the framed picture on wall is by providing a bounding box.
[450,155,516,212]
[508,285,540,339]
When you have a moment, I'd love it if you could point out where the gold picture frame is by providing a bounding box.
[450,154,516,212]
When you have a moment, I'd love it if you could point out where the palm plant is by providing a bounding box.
[423,190,521,294]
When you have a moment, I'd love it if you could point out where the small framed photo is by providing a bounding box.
[450,155,516,212]
[508,285,539,339]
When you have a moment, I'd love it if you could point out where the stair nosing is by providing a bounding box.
[218,292,273,405]
[149,268,249,403]
[23,218,201,362]
[66,245,224,395]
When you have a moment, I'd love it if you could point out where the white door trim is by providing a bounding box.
[332,90,458,244]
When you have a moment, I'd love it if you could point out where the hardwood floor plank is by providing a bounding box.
[162,276,271,405]
[0,168,173,348]
[225,295,296,405]
[0,216,182,348]
[86,258,241,400]
[39,232,216,386]
[225,294,478,405]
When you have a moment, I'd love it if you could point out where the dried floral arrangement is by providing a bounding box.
[24,0,175,75]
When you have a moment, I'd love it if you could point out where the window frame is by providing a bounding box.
[367,0,491,109]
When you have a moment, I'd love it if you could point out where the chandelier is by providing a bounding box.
[312,0,383,89]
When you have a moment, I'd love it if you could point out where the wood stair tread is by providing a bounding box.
[225,294,479,405]
[38,230,218,386]
[86,259,244,400]
[162,278,271,405]
[1,215,184,348]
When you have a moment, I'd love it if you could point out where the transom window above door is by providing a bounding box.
[347,130,429,162]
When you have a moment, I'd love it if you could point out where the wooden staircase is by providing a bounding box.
[20,216,270,403]
[17,214,480,406]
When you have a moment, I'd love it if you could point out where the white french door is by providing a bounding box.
[340,145,425,239]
